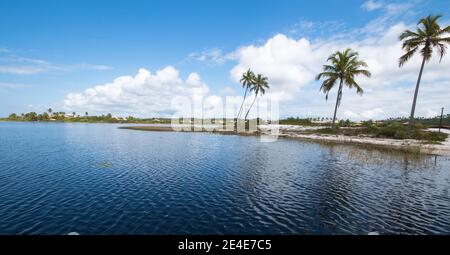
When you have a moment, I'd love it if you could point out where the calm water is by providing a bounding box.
[0,122,449,235]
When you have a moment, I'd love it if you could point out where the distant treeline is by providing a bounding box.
[4,111,172,124]
[383,114,450,127]
[3,111,450,127]
[280,115,450,127]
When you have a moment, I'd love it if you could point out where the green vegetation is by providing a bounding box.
[316,48,371,128]
[236,69,270,120]
[279,117,315,126]
[237,69,255,119]
[3,111,172,124]
[384,115,450,127]
[314,121,448,143]
[244,74,269,120]
[399,15,450,124]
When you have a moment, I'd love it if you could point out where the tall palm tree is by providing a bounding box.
[399,14,450,124]
[244,74,269,120]
[237,69,256,119]
[48,108,52,116]
[85,112,89,116]
[316,49,371,128]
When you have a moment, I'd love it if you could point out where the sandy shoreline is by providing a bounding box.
[120,124,450,156]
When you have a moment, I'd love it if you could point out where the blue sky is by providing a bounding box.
[1,0,450,119]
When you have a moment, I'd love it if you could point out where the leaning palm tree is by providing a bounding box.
[237,69,256,119]
[244,74,269,120]
[316,49,371,128]
[399,14,450,125]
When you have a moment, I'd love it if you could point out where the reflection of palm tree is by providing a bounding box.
[244,74,269,121]
[316,49,371,128]
[237,69,256,119]
[399,15,450,125]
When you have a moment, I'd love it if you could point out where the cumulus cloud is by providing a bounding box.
[231,34,319,101]
[63,66,212,117]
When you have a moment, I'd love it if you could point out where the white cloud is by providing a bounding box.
[361,0,413,14]
[425,109,438,118]
[0,53,112,74]
[63,66,212,117]
[219,86,235,95]
[0,66,48,74]
[362,0,384,11]
[60,64,113,71]
[385,2,414,15]
[287,20,347,38]
[361,108,385,119]
[230,34,319,101]
[230,21,450,120]
[0,82,33,89]
[187,48,232,65]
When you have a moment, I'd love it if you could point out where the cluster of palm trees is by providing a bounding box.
[239,15,450,128]
[237,69,269,120]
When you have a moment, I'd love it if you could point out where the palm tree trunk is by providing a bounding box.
[409,56,426,126]
[237,87,249,119]
[332,80,343,128]
[244,94,258,121]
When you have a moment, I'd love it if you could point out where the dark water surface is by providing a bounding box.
[0,122,449,234]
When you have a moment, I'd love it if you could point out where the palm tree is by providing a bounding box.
[48,108,52,116]
[399,14,450,125]
[237,69,256,119]
[85,112,89,116]
[316,48,371,128]
[244,74,269,120]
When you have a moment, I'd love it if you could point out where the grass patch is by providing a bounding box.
[314,122,448,143]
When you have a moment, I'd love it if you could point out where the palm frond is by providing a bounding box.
[399,46,419,67]
[437,43,447,62]
[399,30,420,40]
[421,45,433,61]
[317,48,369,101]
[353,69,372,78]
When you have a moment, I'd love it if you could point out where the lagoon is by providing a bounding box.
[0,121,449,234]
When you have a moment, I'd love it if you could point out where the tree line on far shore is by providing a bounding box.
[5,110,172,124]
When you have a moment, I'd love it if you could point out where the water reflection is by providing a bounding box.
[0,122,449,234]
[317,141,438,170]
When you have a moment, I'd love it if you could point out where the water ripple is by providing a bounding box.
[0,122,449,234]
